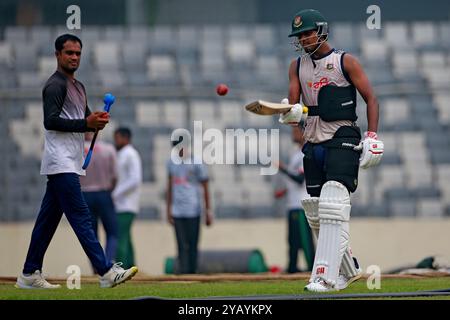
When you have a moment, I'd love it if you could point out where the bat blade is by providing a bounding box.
[245,100,293,115]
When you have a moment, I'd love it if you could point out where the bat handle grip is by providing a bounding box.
[82,129,99,169]
[82,149,92,170]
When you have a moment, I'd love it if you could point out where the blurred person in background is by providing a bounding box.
[275,126,315,273]
[113,127,142,269]
[166,136,212,274]
[16,34,137,289]
[80,132,118,268]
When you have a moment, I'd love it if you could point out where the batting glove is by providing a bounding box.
[354,131,384,169]
[278,98,305,125]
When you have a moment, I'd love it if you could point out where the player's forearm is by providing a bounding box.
[288,85,300,105]
[166,180,173,216]
[201,181,210,211]
[366,97,379,133]
[279,166,305,185]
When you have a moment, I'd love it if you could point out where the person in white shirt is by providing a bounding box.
[113,127,143,269]
[16,34,137,289]
[166,136,212,274]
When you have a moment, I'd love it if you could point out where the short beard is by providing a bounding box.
[304,44,319,53]
[61,65,77,75]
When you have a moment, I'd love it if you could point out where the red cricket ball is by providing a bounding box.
[216,83,229,96]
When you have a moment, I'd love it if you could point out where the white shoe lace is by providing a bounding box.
[32,271,53,287]
[111,262,125,273]
[34,278,50,287]
[314,277,334,288]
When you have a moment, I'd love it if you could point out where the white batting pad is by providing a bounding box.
[311,181,351,287]
[302,197,320,240]
[341,247,360,278]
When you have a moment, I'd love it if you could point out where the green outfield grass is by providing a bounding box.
[1,277,450,300]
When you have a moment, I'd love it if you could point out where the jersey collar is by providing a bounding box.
[311,48,335,60]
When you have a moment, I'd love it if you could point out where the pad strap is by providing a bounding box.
[306,105,320,116]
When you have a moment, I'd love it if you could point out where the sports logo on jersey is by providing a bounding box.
[326,63,334,70]
[293,16,302,28]
[307,77,329,90]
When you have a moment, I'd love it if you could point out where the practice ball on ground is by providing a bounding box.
[216,83,228,96]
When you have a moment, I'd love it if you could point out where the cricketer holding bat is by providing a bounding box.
[279,9,384,292]
[16,34,137,289]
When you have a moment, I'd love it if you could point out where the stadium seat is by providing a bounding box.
[162,100,188,128]
[417,199,444,218]
[151,26,175,52]
[1,21,450,221]
[385,188,416,217]
[104,26,125,41]
[147,54,178,85]
[361,39,388,63]
[93,42,121,71]
[127,26,150,43]
[4,26,27,43]
[253,24,276,54]
[136,101,164,126]
[439,22,450,49]
[29,26,53,55]
[392,50,418,77]
[14,43,38,71]
[122,42,147,70]
[0,42,13,68]
[411,22,438,49]
[329,22,358,53]
[384,22,411,49]
[38,56,56,78]
[358,22,381,40]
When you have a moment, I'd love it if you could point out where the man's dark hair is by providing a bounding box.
[115,127,132,140]
[55,34,83,52]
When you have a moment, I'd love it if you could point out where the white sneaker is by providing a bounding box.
[336,268,362,290]
[99,262,138,288]
[336,257,363,290]
[304,278,337,293]
[15,270,61,289]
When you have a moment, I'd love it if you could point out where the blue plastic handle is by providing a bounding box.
[82,149,93,169]
[103,93,115,112]
[82,93,116,170]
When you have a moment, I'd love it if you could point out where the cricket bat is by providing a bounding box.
[245,100,308,116]
[245,100,293,115]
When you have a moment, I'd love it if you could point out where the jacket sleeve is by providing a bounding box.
[42,82,90,132]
